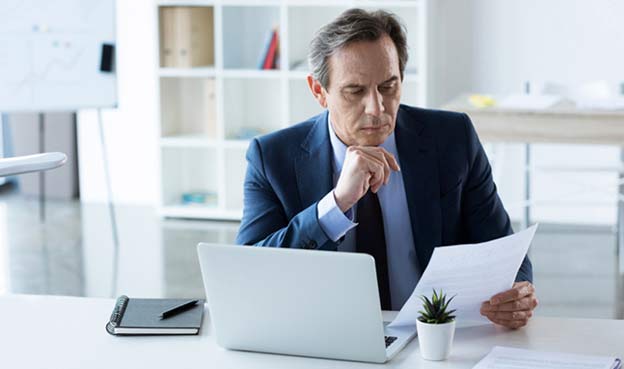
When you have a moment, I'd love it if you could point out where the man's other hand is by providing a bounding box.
[334,146,400,212]
[480,281,538,329]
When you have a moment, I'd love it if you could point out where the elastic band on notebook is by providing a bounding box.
[109,295,129,327]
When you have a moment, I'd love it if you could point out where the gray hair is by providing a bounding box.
[308,8,408,89]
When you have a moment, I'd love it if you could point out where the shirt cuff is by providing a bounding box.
[317,190,357,242]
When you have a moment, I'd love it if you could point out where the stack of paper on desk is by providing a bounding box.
[473,346,621,369]
[389,225,538,328]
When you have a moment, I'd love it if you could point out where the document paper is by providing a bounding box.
[389,225,538,327]
[473,346,621,369]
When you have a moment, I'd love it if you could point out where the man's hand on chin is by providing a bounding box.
[480,281,539,329]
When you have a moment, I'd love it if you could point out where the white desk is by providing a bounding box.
[2,294,623,368]
[442,96,624,145]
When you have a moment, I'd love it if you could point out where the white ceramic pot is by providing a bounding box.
[415,319,456,361]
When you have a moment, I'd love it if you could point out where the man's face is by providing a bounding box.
[310,35,402,147]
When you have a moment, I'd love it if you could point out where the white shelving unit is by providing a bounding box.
[156,0,429,220]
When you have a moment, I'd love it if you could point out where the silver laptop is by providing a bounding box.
[197,243,417,363]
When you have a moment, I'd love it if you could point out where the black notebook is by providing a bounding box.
[106,295,204,335]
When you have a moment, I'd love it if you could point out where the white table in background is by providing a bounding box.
[1,294,622,369]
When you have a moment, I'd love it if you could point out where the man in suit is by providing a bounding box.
[236,9,538,329]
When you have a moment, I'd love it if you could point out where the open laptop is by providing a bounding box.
[197,243,417,363]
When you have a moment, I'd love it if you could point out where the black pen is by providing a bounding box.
[159,299,199,319]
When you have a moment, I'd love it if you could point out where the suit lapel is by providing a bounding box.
[395,106,442,272]
[295,111,333,211]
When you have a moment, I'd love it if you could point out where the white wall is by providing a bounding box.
[430,0,624,105]
[469,0,624,95]
[430,0,624,225]
[78,0,159,205]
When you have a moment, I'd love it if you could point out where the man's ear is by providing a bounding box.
[307,75,327,108]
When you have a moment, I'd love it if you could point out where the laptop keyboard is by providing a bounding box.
[385,336,398,348]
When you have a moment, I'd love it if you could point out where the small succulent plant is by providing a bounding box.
[417,289,456,324]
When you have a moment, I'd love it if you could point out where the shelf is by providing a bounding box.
[221,69,282,79]
[159,206,243,221]
[161,218,241,231]
[222,0,281,5]
[157,1,217,6]
[161,135,219,148]
[161,136,250,149]
[159,68,284,79]
[284,1,351,7]
[352,1,422,7]
[284,0,421,6]
[159,67,217,77]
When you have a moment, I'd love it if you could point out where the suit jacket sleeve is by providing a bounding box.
[235,138,332,250]
[461,113,534,283]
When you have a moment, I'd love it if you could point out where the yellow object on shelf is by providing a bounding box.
[469,94,497,108]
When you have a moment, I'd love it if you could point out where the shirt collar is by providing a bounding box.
[327,112,399,175]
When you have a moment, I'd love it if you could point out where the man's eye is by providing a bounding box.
[379,84,396,93]
[346,88,364,95]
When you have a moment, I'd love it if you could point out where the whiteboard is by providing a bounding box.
[0,0,117,112]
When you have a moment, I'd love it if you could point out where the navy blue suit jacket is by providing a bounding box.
[236,105,533,283]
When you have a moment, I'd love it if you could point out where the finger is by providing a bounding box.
[374,151,391,185]
[360,153,389,190]
[485,314,529,329]
[490,282,535,305]
[480,301,490,316]
[361,173,371,194]
[366,147,400,172]
[349,149,385,191]
[352,147,397,189]
[482,296,535,312]
[356,146,386,165]
[360,146,400,173]
[378,148,400,172]
[368,161,385,193]
[359,149,391,184]
[486,310,533,321]
[352,148,387,177]
[368,169,380,193]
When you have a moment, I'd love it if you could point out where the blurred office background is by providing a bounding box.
[1,0,623,319]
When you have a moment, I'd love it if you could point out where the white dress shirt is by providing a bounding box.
[317,114,422,309]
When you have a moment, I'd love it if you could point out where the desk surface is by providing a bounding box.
[442,95,624,145]
[2,294,623,369]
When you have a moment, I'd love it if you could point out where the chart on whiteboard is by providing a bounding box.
[0,0,117,112]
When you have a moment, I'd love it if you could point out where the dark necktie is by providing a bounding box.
[356,190,392,310]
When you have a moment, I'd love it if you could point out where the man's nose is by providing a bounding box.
[364,89,385,117]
